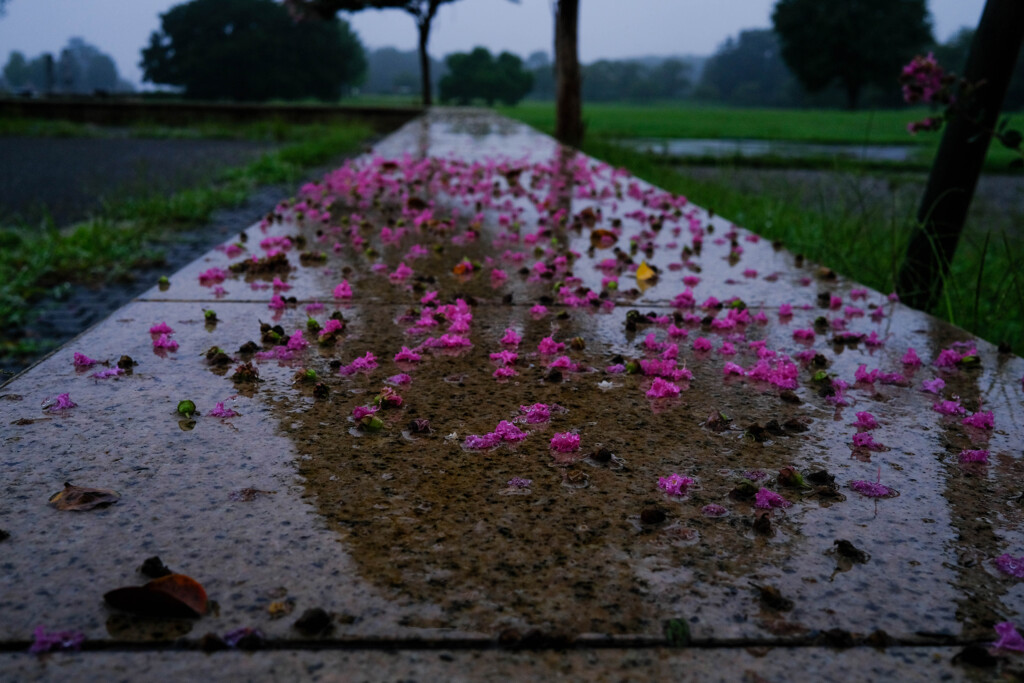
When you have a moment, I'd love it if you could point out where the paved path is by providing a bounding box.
[1,110,1023,680]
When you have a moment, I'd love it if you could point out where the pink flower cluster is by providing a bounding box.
[464,420,529,449]
[549,432,580,453]
[658,473,694,496]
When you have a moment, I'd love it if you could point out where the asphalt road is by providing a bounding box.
[0,136,277,226]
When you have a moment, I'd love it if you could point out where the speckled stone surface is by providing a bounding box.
[2,109,1023,679]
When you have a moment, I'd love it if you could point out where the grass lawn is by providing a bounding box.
[0,121,374,358]
[498,101,1024,170]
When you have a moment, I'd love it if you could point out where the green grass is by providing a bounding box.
[580,139,1024,355]
[0,122,373,355]
[502,102,935,144]
[500,101,1024,170]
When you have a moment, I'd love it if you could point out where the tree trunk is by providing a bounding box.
[554,0,582,147]
[896,0,1024,310]
[417,15,433,106]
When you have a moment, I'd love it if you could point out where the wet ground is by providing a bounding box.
[1,109,1023,679]
[0,136,278,227]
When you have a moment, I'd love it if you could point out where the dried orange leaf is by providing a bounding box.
[590,229,616,247]
[635,261,655,282]
[49,482,120,511]
[104,573,208,618]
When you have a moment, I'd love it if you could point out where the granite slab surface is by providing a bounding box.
[2,109,1023,680]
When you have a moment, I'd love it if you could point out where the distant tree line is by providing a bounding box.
[1,38,134,95]
[141,0,365,101]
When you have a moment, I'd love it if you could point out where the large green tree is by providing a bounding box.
[142,0,366,101]
[772,0,933,109]
[286,0,457,106]
[439,47,533,106]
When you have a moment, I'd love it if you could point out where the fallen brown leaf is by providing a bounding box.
[49,482,120,511]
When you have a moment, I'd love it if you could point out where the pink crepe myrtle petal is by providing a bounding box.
[500,328,522,346]
[29,625,85,654]
[153,334,179,350]
[319,318,344,337]
[646,377,681,399]
[268,294,287,310]
[339,352,378,375]
[723,361,745,376]
[494,420,529,442]
[530,304,548,317]
[993,622,1024,652]
[643,332,666,352]
[702,504,729,517]
[548,355,576,370]
[352,405,378,421]
[333,280,353,300]
[271,277,292,291]
[149,322,174,335]
[792,328,816,341]
[854,365,879,384]
[305,302,325,313]
[692,337,712,352]
[90,367,123,379]
[389,262,414,282]
[920,377,945,394]
[198,267,227,286]
[464,433,502,450]
[209,402,239,418]
[901,348,922,366]
[959,449,990,464]
[73,352,98,367]
[43,393,77,411]
[423,334,472,349]
[606,363,626,373]
[962,411,994,429]
[852,432,885,450]
[286,330,309,351]
[850,468,893,497]
[386,373,412,386]
[519,403,552,423]
[658,474,694,496]
[550,432,581,453]
[852,411,878,429]
[394,346,423,363]
[995,554,1024,578]
[933,399,966,416]
[538,337,565,355]
[755,488,792,509]
[489,350,518,365]
[254,347,294,362]
[493,366,518,378]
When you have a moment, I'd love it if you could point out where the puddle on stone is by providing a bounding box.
[112,110,1024,641]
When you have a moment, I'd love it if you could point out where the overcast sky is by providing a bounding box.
[0,0,987,87]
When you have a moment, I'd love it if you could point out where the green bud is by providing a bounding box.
[177,400,197,418]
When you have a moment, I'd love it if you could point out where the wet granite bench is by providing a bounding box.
[2,109,1023,680]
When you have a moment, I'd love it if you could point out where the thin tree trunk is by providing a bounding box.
[417,15,433,106]
[554,0,582,147]
[896,0,1024,310]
